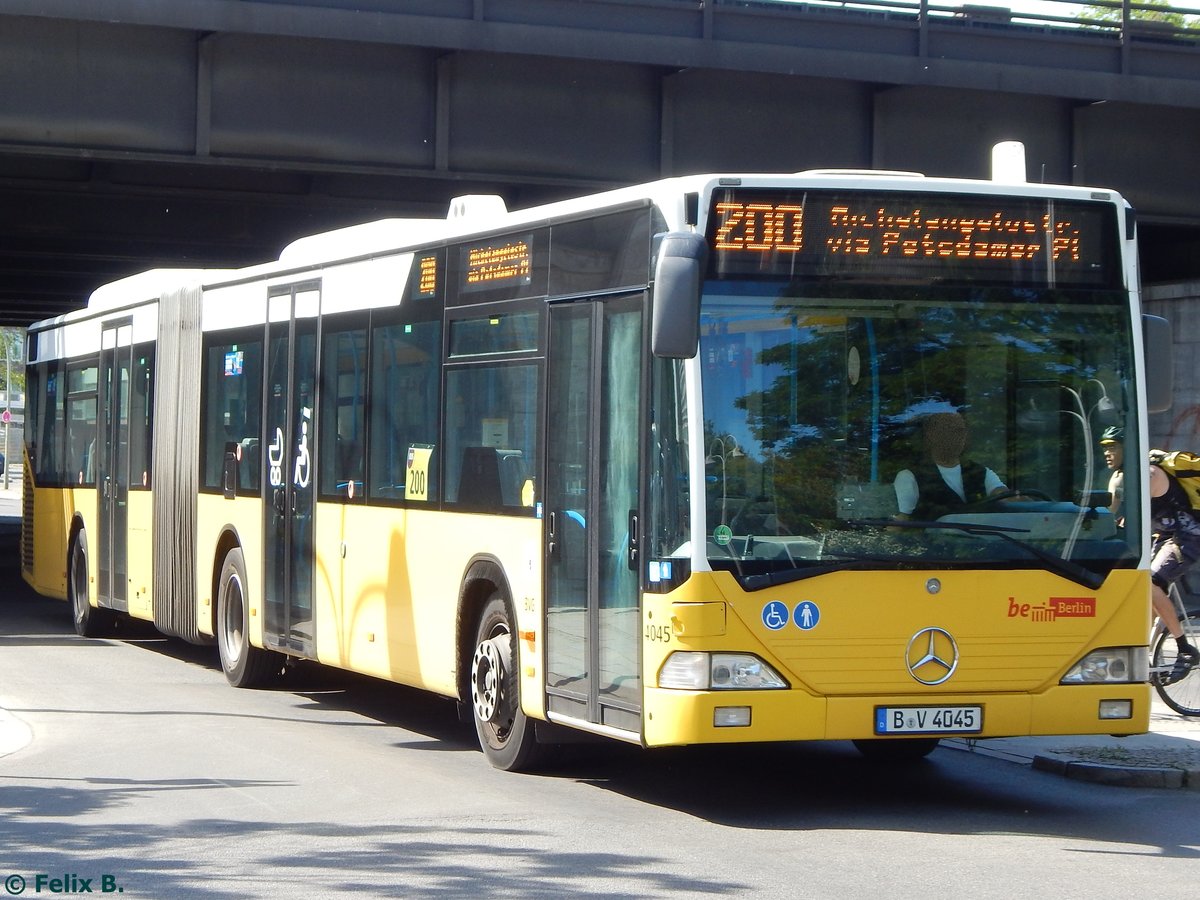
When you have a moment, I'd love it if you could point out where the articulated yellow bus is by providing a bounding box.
[22,166,1165,769]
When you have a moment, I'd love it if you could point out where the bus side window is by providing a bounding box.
[369,319,441,503]
[201,337,263,493]
[66,364,98,487]
[129,346,154,489]
[319,326,367,501]
[444,363,537,514]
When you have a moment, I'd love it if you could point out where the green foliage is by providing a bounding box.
[1079,0,1191,29]
[0,327,26,399]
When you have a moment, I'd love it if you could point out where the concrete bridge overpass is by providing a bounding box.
[1,0,1199,325]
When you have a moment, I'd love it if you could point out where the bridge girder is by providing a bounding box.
[1,0,1198,326]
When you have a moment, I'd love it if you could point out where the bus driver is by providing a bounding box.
[893,411,1007,521]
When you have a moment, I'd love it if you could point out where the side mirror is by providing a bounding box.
[651,232,706,359]
[1143,314,1173,413]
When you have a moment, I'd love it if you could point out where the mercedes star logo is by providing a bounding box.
[905,627,959,685]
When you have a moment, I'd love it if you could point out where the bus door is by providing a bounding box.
[544,294,645,734]
[97,322,132,612]
[263,286,319,657]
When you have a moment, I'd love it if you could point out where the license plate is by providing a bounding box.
[875,705,983,735]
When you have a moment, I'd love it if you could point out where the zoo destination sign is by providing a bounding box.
[706,188,1121,288]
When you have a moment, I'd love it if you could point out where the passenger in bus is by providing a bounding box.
[1100,425,1125,527]
[892,411,1006,521]
[1149,457,1200,681]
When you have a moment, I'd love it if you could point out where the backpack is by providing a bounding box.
[1149,449,1200,510]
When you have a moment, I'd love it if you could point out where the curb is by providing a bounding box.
[1031,751,1200,790]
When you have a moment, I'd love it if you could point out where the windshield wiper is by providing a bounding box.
[739,519,1106,591]
[866,518,1104,590]
[741,559,876,591]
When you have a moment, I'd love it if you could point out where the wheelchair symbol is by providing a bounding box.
[762,601,789,631]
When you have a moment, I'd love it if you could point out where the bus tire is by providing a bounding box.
[470,591,542,772]
[216,547,277,688]
[69,527,113,638]
[852,738,940,762]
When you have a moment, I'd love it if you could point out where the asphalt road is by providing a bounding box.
[1,537,1198,898]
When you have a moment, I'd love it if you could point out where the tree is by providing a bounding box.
[1079,0,1191,29]
[0,327,25,402]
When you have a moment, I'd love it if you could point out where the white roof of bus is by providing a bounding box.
[265,172,1123,275]
[277,217,450,267]
[32,170,1127,329]
[276,194,512,265]
[86,269,220,311]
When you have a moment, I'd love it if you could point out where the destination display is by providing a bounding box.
[706,189,1121,287]
[460,235,533,293]
[416,253,438,297]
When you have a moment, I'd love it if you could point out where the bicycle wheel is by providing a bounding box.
[1152,612,1200,716]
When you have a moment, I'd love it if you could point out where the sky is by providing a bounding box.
[772,0,1195,22]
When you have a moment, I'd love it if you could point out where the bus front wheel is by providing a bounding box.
[69,527,113,638]
[470,592,542,772]
[216,547,277,688]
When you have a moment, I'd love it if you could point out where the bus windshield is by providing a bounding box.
[698,191,1138,589]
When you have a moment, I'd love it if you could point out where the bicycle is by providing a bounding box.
[1149,583,1200,717]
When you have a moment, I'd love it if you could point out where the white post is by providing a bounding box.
[3,335,9,491]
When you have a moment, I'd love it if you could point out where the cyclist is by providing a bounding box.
[1149,458,1200,682]
[1100,425,1125,527]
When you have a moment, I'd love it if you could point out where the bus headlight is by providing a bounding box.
[1060,647,1147,684]
[658,652,789,690]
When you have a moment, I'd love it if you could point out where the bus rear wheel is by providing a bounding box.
[216,547,277,688]
[470,592,542,772]
[69,527,114,638]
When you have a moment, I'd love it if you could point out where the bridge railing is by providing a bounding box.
[717,0,1200,41]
